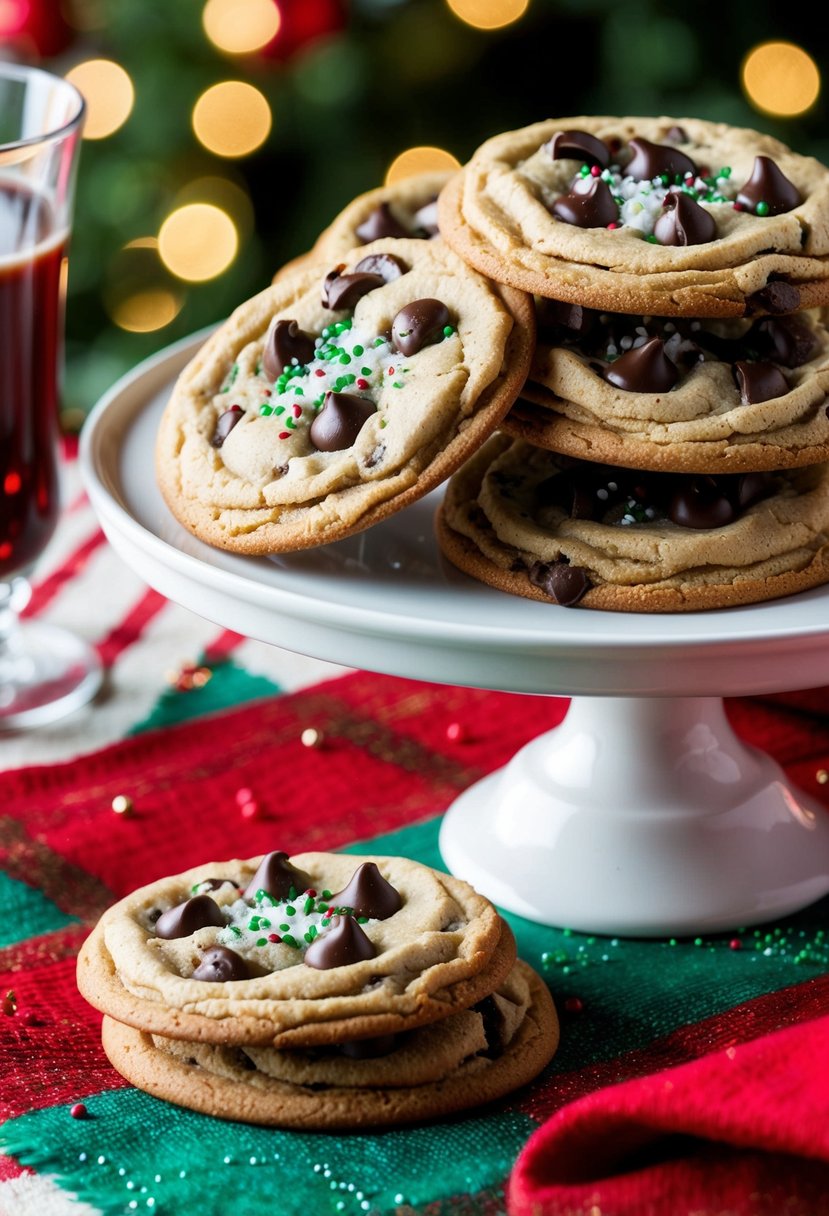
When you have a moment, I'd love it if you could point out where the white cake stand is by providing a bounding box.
[80,332,829,937]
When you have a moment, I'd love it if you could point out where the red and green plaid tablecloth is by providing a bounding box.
[2,455,829,1216]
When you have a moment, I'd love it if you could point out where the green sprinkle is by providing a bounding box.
[281,934,299,949]
[380,418,388,428]
[256,937,267,947]
[259,918,271,929]
[361,366,372,376]
[248,918,260,931]
[719,166,731,178]
[344,373,356,385]
[289,886,297,900]
[442,325,454,337]
[279,923,290,932]
[229,925,242,937]
[190,884,199,893]
[357,916,369,924]
[304,926,318,943]
[259,404,273,416]
[286,906,296,916]
[321,326,332,338]
[339,353,351,364]
[304,896,314,915]
[322,890,332,900]
[295,387,304,396]
[392,381,403,388]
[352,344,364,356]
[645,234,659,244]
[579,164,590,177]
[756,200,770,217]
[285,418,296,429]
[373,338,385,347]
[317,902,328,912]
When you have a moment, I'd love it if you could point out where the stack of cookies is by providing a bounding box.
[156,114,829,611]
[436,117,829,611]
[77,850,558,1128]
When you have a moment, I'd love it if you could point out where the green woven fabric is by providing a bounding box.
[128,658,280,735]
[0,872,77,948]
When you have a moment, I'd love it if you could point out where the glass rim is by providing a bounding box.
[0,62,86,153]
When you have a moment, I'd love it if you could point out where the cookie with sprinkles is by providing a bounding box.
[438,116,829,318]
[156,238,534,553]
[507,305,829,473]
[100,960,557,1129]
[436,433,829,612]
[77,852,516,1048]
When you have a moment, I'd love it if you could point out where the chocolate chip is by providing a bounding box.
[551,178,617,228]
[322,269,385,311]
[668,477,735,529]
[733,360,789,404]
[199,878,237,892]
[747,279,801,316]
[731,472,773,511]
[262,318,316,380]
[243,851,313,902]
[535,298,596,340]
[536,472,595,520]
[412,198,440,237]
[338,1034,399,1059]
[391,298,451,356]
[754,315,818,367]
[309,391,376,452]
[304,915,376,969]
[529,560,592,606]
[328,862,402,920]
[624,137,698,182]
[653,192,716,246]
[355,202,408,243]
[353,252,408,282]
[545,128,609,168]
[211,406,244,448]
[664,125,689,144]
[192,946,250,982]
[154,895,225,940]
[603,337,678,393]
[365,443,385,469]
[736,156,801,216]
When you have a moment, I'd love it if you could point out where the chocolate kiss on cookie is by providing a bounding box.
[545,128,609,168]
[262,319,316,380]
[603,337,678,392]
[755,316,819,367]
[653,192,716,246]
[304,915,376,969]
[391,298,451,355]
[737,156,801,216]
[529,560,591,607]
[355,201,408,243]
[353,252,407,282]
[668,476,735,529]
[310,392,376,452]
[243,852,312,902]
[155,895,225,940]
[193,946,250,982]
[624,137,697,181]
[413,198,440,236]
[322,267,385,311]
[551,178,616,228]
[328,862,402,919]
[733,360,789,404]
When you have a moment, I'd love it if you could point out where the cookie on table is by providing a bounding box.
[156,238,534,553]
[77,851,516,1048]
[437,433,829,612]
[100,960,558,1129]
[438,116,829,318]
[506,303,829,472]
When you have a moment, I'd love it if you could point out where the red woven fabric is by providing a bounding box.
[509,1012,829,1216]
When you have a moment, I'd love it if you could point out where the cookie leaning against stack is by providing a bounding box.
[437,116,829,611]
[77,851,558,1128]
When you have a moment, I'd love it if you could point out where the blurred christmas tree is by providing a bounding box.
[1,0,825,423]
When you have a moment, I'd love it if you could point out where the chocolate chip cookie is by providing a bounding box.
[156,239,534,553]
[438,116,829,317]
[437,433,829,611]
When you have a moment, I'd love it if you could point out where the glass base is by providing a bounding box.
[0,619,103,729]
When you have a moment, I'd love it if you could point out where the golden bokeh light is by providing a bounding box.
[192,81,272,158]
[112,289,182,333]
[158,203,238,281]
[741,41,820,117]
[65,59,135,139]
[202,0,281,54]
[385,146,460,186]
[445,0,529,31]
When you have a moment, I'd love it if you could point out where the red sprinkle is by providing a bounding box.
[315,369,325,377]
[733,201,744,212]
[590,164,601,177]
[356,378,369,390]
[268,933,281,943]
[564,997,584,1014]
[279,431,290,440]
[729,938,742,951]
[387,366,395,376]
[292,404,302,418]
[262,389,272,397]
[607,222,618,230]
[305,889,317,898]
[70,1103,88,1120]
[446,722,465,743]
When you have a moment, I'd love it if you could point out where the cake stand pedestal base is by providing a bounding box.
[439,695,829,936]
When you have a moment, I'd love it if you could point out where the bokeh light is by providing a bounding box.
[112,289,182,332]
[192,81,272,158]
[65,59,135,139]
[158,203,238,281]
[202,0,281,54]
[385,146,460,185]
[445,0,529,31]
[741,41,820,117]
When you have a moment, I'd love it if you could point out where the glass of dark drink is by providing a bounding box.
[0,63,102,727]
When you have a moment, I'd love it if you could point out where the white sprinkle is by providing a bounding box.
[620,336,633,351]
[597,488,609,500]
[97,1156,106,1166]
[608,481,617,491]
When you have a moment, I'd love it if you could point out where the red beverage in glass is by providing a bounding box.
[0,181,65,579]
